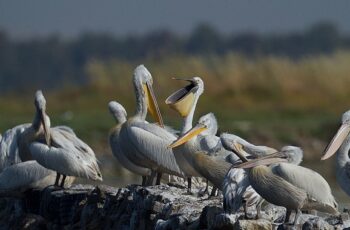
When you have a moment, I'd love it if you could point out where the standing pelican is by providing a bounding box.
[23,91,102,187]
[322,110,350,196]
[230,143,338,224]
[108,101,151,185]
[220,133,277,216]
[119,65,183,185]
[165,77,218,194]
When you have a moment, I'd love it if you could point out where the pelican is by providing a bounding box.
[108,101,151,185]
[0,124,31,172]
[0,160,74,193]
[23,91,102,187]
[119,65,183,185]
[322,110,350,196]
[230,143,338,224]
[168,111,251,195]
[165,77,223,194]
[220,133,277,216]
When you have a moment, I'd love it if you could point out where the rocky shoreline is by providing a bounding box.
[0,184,348,230]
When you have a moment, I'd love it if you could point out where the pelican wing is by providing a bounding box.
[30,128,102,181]
[191,152,231,190]
[273,163,337,209]
[109,125,150,176]
[0,123,31,172]
[126,122,183,176]
[50,128,95,159]
[53,126,76,135]
[223,167,249,213]
[0,160,55,191]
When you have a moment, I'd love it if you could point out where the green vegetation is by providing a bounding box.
[1,51,350,162]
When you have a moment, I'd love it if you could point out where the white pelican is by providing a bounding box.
[119,65,183,185]
[0,124,31,172]
[165,77,209,192]
[25,91,102,187]
[231,143,338,224]
[0,160,74,193]
[108,101,151,185]
[322,110,350,196]
[220,133,277,216]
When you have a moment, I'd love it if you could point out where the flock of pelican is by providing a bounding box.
[0,64,349,225]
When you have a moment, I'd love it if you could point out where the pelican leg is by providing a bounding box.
[285,209,292,224]
[293,209,301,225]
[141,176,147,186]
[210,186,218,197]
[60,175,67,188]
[146,170,156,186]
[187,177,192,194]
[54,173,61,186]
[243,201,249,219]
[255,199,264,219]
[204,179,209,194]
[156,173,162,185]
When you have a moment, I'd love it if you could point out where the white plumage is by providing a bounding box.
[30,127,102,181]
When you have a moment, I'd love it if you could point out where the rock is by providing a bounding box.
[0,184,347,229]
[301,216,334,230]
[233,219,272,230]
[211,213,237,229]
[199,205,224,228]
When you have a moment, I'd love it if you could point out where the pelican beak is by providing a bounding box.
[230,142,249,162]
[171,77,194,82]
[165,78,197,117]
[143,81,164,127]
[169,123,207,148]
[40,109,51,146]
[322,123,350,160]
[235,151,288,169]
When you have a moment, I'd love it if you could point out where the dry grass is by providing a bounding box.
[2,51,350,159]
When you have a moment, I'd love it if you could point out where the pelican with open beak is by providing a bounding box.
[322,110,350,196]
[165,77,205,193]
[119,65,184,186]
[231,143,338,225]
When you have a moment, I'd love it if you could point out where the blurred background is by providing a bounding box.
[1,1,350,203]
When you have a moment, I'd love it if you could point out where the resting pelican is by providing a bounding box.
[24,91,102,187]
[119,65,183,185]
[231,143,338,225]
[0,160,74,193]
[322,110,350,196]
[108,101,151,185]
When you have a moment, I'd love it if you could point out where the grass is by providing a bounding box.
[1,51,350,160]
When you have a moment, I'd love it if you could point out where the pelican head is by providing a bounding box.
[322,110,350,160]
[165,77,204,117]
[34,90,51,146]
[168,113,216,148]
[133,65,164,127]
[220,133,277,157]
[108,101,127,124]
[280,146,303,165]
